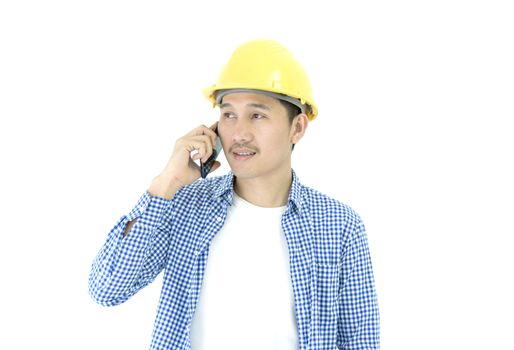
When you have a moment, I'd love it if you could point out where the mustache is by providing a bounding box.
[229,143,258,152]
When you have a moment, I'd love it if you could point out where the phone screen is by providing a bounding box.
[200,127,222,179]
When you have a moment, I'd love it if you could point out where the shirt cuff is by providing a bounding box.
[125,190,172,225]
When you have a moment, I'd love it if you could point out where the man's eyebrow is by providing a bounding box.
[220,102,271,111]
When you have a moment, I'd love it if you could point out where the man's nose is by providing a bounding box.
[232,120,253,144]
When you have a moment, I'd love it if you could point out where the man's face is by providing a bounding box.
[217,91,295,181]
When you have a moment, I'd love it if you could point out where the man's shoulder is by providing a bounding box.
[299,183,363,224]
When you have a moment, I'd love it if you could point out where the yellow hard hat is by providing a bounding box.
[202,39,318,121]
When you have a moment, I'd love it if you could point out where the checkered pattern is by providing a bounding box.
[89,169,380,349]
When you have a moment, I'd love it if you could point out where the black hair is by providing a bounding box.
[278,99,302,151]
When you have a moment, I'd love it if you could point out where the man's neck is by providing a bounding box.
[233,168,293,208]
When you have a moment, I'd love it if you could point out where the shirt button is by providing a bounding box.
[216,216,222,222]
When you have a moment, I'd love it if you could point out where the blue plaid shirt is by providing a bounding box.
[89,169,380,349]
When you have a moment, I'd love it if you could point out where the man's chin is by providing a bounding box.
[229,167,258,180]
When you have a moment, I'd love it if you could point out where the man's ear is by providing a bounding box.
[290,113,309,145]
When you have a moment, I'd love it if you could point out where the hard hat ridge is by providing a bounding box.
[202,39,318,121]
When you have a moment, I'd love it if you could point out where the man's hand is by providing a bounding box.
[147,122,221,200]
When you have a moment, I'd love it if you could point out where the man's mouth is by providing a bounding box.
[232,149,257,160]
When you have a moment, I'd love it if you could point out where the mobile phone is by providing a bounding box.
[200,126,222,179]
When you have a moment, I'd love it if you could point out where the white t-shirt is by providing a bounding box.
[189,191,298,350]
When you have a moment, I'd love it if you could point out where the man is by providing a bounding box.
[89,39,380,350]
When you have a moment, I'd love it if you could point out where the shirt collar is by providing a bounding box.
[212,168,304,215]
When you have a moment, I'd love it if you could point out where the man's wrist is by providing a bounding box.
[148,174,183,200]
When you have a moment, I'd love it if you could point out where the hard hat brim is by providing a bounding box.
[202,85,318,121]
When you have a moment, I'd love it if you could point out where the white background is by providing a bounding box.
[1,1,513,349]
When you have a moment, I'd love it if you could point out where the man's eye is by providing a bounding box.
[223,112,235,118]
[253,114,265,119]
